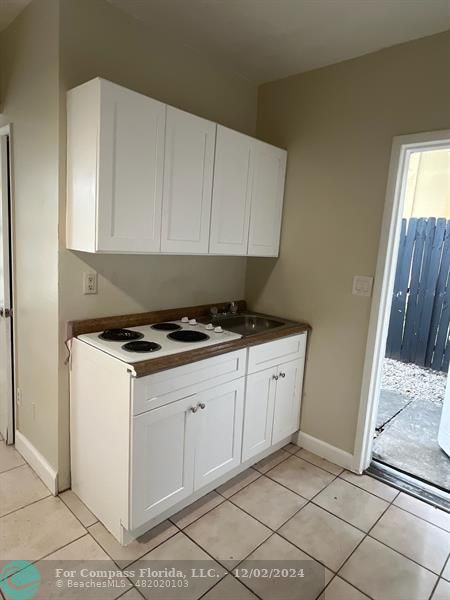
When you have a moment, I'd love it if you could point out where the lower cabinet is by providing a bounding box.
[272,359,304,445]
[130,378,244,529]
[194,379,244,489]
[242,357,304,461]
[130,394,196,527]
[242,368,276,461]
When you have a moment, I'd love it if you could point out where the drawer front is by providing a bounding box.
[248,333,306,374]
[132,349,247,415]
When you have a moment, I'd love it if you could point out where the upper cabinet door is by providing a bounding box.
[209,126,253,255]
[161,107,216,254]
[97,79,166,253]
[248,141,287,257]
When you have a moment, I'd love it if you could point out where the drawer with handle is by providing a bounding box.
[131,349,247,415]
[247,333,306,374]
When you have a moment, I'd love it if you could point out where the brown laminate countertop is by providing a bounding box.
[68,300,310,378]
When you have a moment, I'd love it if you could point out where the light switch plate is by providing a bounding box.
[352,275,374,297]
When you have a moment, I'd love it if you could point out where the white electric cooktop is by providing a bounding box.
[77,319,242,364]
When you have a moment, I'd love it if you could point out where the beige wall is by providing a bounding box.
[0,0,60,468]
[1,0,257,487]
[246,31,450,454]
[56,0,257,486]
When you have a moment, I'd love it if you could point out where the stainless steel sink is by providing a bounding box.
[203,313,287,337]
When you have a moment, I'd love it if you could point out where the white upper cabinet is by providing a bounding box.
[209,126,253,255]
[66,78,287,256]
[67,78,165,253]
[161,107,216,254]
[248,141,287,257]
[210,128,287,256]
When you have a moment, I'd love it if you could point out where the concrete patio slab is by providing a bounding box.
[373,398,450,490]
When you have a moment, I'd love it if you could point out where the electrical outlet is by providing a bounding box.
[16,388,22,405]
[83,272,98,295]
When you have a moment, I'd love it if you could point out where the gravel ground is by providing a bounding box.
[382,358,446,405]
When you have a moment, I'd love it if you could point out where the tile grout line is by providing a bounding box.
[0,462,26,476]
[0,532,90,584]
[59,492,99,529]
[92,523,182,572]
[0,492,53,521]
[333,477,439,600]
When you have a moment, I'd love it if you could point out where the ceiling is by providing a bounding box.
[1,0,449,83]
[0,0,31,31]
[108,0,450,83]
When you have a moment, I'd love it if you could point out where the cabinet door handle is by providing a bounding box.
[272,374,279,381]
[189,405,199,413]
[198,402,206,410]
[279,372,286,378]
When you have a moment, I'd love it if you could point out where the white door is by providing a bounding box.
[0,134,13,444]
[242,368,276,461]
[161,107,215,254]
[194,379,244,489]
[209,126,253,255]
[248,141,287,257]
[130,394,197,528]
[272,359,303,445]
[97,80,165,253]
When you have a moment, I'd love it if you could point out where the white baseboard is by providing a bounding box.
[296,431,355,471]
[15,431,58,495]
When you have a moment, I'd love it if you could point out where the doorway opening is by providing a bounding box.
[354,130,450,509]
[0,125,15,445]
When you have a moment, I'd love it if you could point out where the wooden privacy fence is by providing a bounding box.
[386,217,450,372]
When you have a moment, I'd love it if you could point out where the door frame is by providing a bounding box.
[353,129,450,473]
[0,124,16,444]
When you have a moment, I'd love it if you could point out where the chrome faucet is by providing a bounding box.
[229,301,238,315]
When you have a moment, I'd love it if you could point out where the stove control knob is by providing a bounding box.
[189,318,197,325]
[214,326,223,333]
[205,323,214,330]
[181,317,189,323]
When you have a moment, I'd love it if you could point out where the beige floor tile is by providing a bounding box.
[235,533,331,600]
[319,576,370,599]
[394,492,450,532]
[370,505,450,574]
[279,503,364,571]
[230,476,306,529]
[0,441,25,473]
[253,449,291,473]
[120,590,144,600]
[170,491,224,529]
[313,478,388,531]
[130,531,226,600]
[339,471,398,502]
[283,443,300,454]
[442,556,450,581]
[267,455,335,499]
[0,496,86,562]
[88,519,178,568]
[432,578,450,600]
[0,464,50,517]
[339,537,437,600]
[296,449,343,475]
[35,534,132,598]
[202,575,258,599]
[185,501,271,568]
[216,469,260,498]
[60,489,98,527]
